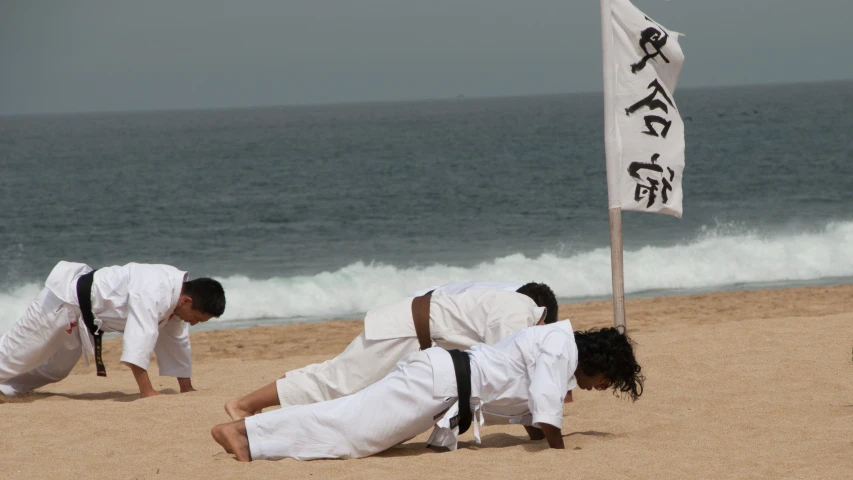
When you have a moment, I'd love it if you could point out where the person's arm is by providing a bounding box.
[154,316,193,389]
[523,424,564,448]
[177,377,195,393]
[129,363,160,398]
[539,423,565,449]
[121,293,162,387]
[484,293,537,344]
[527,331,574,444]
[524,425,545,440]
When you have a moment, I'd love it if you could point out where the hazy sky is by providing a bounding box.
[1,0,851,114]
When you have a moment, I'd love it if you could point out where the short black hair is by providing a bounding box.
[515,282,558,324]
[182,278,226,317]
[574,327,644,401]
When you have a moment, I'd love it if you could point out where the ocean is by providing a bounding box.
[1,80,852,332]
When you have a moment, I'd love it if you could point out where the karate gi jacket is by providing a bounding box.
[426,320,579,449]
[411,281,523,297]
[44,261,193,377]
[363,289,546,351]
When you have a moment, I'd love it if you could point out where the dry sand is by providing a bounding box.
[2,285,852,479]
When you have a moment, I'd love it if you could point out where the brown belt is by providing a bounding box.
[411,290,434,350]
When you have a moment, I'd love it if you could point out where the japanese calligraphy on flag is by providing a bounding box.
[608,0,685,217]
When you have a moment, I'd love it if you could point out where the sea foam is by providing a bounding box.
[2,221,851,333]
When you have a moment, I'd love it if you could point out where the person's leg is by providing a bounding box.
[224,332,420,420]
[0,288,75,391]
[276,332,420,406]
[1,342,82,394]
[238,350,453,461]
[225,381,278,421]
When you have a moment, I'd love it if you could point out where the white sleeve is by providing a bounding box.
[119,293,162,371]
[528,331,573,429]
[154,316,192,378]
[483,295,537,345]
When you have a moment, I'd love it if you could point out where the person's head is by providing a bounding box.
[573,327,644,401]
[516,282,558,325]
[174,278,226,326]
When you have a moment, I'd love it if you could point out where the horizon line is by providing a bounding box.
[2,77,851,119]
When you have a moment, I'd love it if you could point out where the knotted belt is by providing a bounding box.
[76,269,106,377]
[447,349,473,435]
[411,289,434,350]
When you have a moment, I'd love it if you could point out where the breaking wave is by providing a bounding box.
[2,221,852,333]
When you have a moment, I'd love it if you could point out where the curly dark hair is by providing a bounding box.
[182,278,226,317]
[574,327,644,401]
[515,282,558,324]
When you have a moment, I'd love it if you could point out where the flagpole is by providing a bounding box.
[608,208,627,332]
[600,0,627,332]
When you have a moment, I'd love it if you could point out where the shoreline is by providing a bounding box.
[188,278,853,334]
[75,283,853,371]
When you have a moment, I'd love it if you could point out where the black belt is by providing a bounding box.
[447,349,472,435]
[76,269,106,377]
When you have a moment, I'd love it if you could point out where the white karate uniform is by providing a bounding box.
[276,289,546,407]
[427,321,578,449]
[412,281,523,297]
[0,261,192,395]
[246,321,577,461]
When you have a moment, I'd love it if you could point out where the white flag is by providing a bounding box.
[606,0,685,217]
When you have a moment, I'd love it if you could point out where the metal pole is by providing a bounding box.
[609,207,627,332]
[600,0,627,331]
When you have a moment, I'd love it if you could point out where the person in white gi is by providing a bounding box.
[0,261,226,398]
[224,283,559,420]
[211,322,644,461]
[413,281,558,325]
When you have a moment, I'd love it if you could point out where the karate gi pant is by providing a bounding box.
[0,288,85,396]
[247,349,454,460]
[277,331,421,406]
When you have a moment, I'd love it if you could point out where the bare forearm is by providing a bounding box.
[524,425,546,441]
[128,364,159,398]
[177,377,195,393]
[538,423,565,449]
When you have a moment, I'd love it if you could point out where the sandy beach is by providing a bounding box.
[2,284,852,479]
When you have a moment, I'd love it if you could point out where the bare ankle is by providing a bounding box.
[212,421,252,462]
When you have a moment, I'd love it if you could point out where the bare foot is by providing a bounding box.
[225,398,254,421]
[211,421,251,462]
